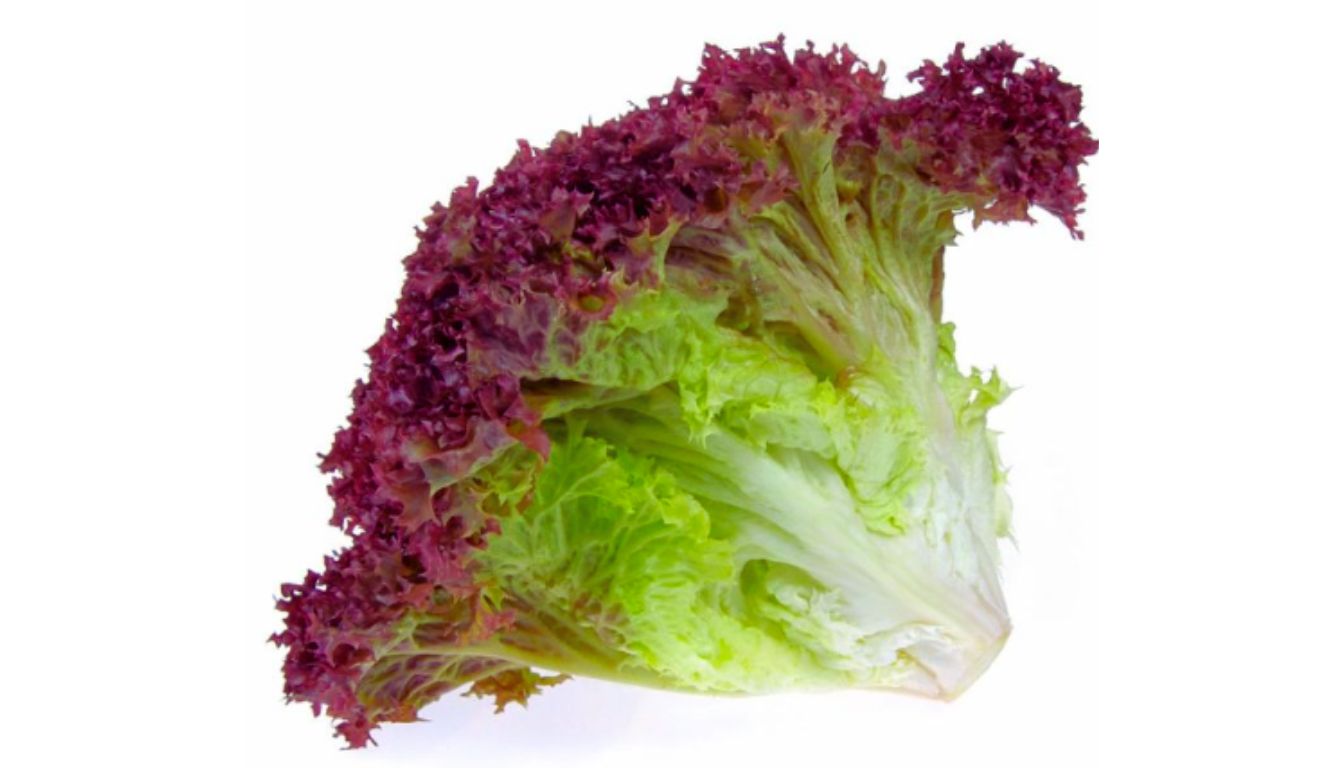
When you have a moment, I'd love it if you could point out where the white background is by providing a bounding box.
[2,2,1340,766]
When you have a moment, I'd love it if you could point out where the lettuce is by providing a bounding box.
[272,38,1096,747]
